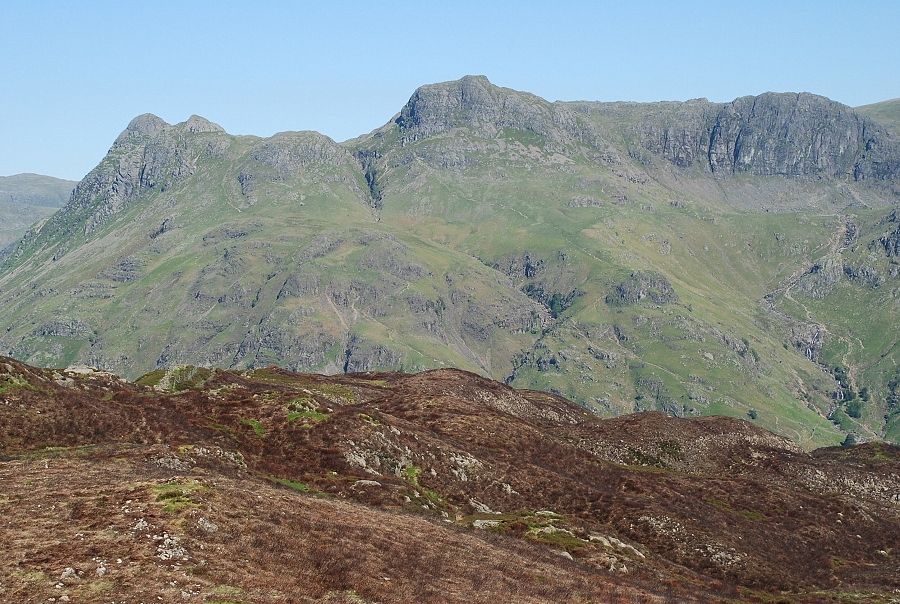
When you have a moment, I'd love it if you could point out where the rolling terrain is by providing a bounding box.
[0,357,898,603]
[0,77,898,446]
[0,173,74,248]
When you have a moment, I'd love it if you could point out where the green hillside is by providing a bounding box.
[1,78,898,448]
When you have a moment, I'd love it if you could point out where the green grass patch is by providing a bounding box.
[152,481,204,513]
[286,397,329,423]
[313,383,355,403]
[401,465,421,482]
[241,418,265,437]
[0,374,35,394]
[272,477,311,492]
[134,369,166,387]
[287,409,329,422]
[526,526,586,551]
[358,412,380,426]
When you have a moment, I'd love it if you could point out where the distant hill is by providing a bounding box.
[857,98,900,136]
[0,173,75,206]
[1,77,899,446]
[0,173,74,248]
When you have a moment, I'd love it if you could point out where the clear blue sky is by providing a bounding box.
[2,0,899,180]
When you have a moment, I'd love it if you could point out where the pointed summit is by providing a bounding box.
[123,113,169,136]
[178,115,226,134]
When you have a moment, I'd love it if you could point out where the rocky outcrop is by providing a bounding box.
[249,131,353,175]
[606,272,677,305]
[795,257,844,298]
[873,224,900,257]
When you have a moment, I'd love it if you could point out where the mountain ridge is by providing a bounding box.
[1,75,898,447]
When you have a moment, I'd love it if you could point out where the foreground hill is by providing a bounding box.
[1,77,899,447]
[0,173,74,248]
[0,358,898,603]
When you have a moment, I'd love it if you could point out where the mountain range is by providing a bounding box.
[1,76,899,447]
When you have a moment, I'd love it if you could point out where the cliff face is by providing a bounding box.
[627,92,900,179]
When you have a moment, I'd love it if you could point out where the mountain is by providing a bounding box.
[1,357,897,602]
[858,98,900,137]
[0,173,75,248]
[1,77,899,447]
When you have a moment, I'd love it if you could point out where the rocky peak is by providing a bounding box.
[177,115,226,134]
[395,75,576,141]
[114,113,170,145]
[10,113,210,256]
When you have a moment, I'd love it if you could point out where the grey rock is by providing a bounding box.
[606,271,677,305]
[625,92,900,180]
[873,224,900,257]
[472,519,502,529]
[796,258,844,298]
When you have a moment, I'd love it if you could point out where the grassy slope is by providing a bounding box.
[369,128,849,447]
[857,98,900,136]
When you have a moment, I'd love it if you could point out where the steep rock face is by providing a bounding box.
[624,100,720,168]
[707,93,896,179]
[875,224,900,257]
[629,93,900,180]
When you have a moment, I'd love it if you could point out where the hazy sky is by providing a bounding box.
[2,0,899,180]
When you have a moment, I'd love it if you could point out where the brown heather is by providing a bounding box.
[0,357,897,603]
